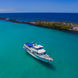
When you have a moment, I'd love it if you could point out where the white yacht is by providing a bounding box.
[23,42,53,62]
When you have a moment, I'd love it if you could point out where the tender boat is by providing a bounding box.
[23,42,53,62]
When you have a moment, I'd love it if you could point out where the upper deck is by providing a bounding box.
[25,42,46,53]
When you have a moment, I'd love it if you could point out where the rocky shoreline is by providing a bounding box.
[0,18,78,33]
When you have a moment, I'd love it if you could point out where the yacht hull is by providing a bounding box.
[26,50,51,63]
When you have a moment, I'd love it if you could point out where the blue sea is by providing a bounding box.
[0,13,78,78]
[0,13,78,23]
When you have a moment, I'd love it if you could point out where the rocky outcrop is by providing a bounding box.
[0,18,78,33]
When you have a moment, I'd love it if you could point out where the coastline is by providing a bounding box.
[0,18,78,33]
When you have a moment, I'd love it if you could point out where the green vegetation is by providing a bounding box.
[60,25,70,30]
[35,21,70,30]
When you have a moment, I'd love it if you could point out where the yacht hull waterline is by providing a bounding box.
[23,42,53,63]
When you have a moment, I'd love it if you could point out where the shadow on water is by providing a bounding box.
[25,52,56,71]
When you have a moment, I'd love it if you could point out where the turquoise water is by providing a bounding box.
[0,21,78,78]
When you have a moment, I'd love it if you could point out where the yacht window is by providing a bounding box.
[39,52,46,55]
[36,48,42,50]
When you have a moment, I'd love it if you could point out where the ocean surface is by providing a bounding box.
[0,13,78,23]
[0,13,78,78]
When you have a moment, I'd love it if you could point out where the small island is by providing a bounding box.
[27,20,78,33]
[0,18,78,33]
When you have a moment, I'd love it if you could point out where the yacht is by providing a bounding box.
[23,42,53,62]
